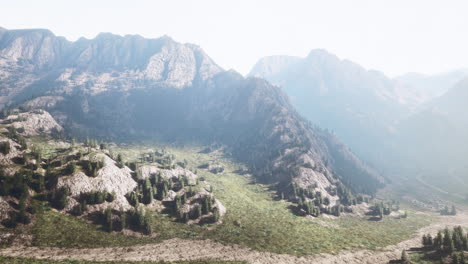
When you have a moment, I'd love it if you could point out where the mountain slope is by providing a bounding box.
[249,50,408,166]
[250,50,468,198]
[0,28,383,207]
[394,69,468,106]
[394,78,468,187]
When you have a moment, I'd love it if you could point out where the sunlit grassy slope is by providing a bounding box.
[31,142,431,256]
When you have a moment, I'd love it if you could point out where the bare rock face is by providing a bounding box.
[249,55,301,81]
[9,110,62,136]
[0,138,24,167]
[0,29,223,107]
[179,192,226,223]
[214,199,226,217]
[144,43,196,88]
[0,29,65,68]
[21,96,65,110]
[140,164,225,219]
[58,153,137,210]
[140,165,198,185]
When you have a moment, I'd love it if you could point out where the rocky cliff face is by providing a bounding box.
[0,28,222,107]
[0,28,383,203]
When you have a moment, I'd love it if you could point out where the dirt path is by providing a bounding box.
[1,213,467,264]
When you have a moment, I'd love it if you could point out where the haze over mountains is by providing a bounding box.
[2,25,468,205]
[249,50,406,165]
[0,27,384,206]
[250,50,468,196]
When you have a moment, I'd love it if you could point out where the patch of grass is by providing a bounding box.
[0,256,245,264]
[110,145,432,256]
[409,252,443,264]
[29,135,68,159]
[201,163,429,255]
[29,143,432,256]
[32,211,155,248]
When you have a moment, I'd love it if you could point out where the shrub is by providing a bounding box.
[0,141,11,155]
[49,187,69,210]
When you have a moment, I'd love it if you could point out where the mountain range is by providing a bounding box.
[250,50,468,196]
[0,27,383,205]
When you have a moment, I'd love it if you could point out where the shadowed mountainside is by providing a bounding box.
[0,28,383,205]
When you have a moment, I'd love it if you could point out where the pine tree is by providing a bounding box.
[463,235,468,251]
[202,197,210,214]
[117,154,124,168]
[401,250,410,264]
[452,205,457,216]
[403,211,408,218]
[461,252,466,264]
[18,195,29,224]
[66,162,77,174]
[144,213,152,235]
[107,192,116,202]
[56,187,69,210]
[443,205,450,215]
[435,231,444,251]
[213,207,220,223]
[453,226,464,251]
[38,174,45,193]
[453,252,460,264]
[427,234,433,247]
[175,195,182,212]
[196,204,202,219]
[120,210,127,231]
[444,228,453,252]
[137,206,145,229]
[0,141,11,155]
[73,203,83,216]
[183,212,189,223]
[449,238,456,254]
[143,178,153,204]
[104,207,113,232]
[80,200,87,213]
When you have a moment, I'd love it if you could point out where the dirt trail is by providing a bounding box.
[1,213,467,264]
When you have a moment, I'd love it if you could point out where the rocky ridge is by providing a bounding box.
[0,27,383,210]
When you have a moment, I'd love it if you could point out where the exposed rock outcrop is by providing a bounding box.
[140,165,197,185]
[58,153,137,211]
[9,110,62,136]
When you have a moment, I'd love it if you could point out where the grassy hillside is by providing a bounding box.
[30,143,431,256]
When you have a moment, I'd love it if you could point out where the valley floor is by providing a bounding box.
[0,212,466,264]
[0,144,454,264]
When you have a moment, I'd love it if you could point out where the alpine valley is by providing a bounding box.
[0,27,466,264]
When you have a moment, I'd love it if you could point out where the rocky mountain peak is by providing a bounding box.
[0,27,383,208]
[306,48,338,61]
[0,27,66,68]
[249,55,301,79]
[0,28,224,105]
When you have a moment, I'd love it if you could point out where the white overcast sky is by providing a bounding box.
[1,0,467,77]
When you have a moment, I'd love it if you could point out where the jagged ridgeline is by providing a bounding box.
[0,27,384,211]
[0,110,224,233]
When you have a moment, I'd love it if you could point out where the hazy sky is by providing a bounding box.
[1,0,467,77]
